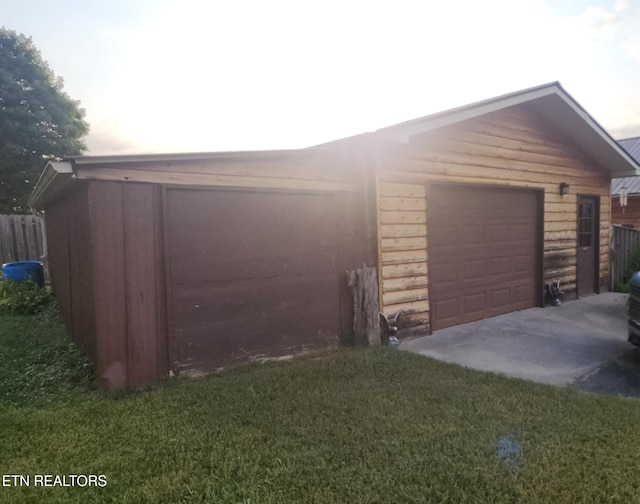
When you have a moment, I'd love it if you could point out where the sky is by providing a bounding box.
[1,0,640,155]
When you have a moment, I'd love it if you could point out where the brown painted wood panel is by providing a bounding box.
[165,188,342,373]
[44,198,73,335]
[89,181,128,390]
[334,191,368,343]
[68,185,96,362]
[124,183,167,387]
[45,183,97,362]
[428,184,540,330]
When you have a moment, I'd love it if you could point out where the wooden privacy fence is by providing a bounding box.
[0,214,47,265]
[611,224,640,289]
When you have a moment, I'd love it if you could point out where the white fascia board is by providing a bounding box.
[70,148,323,166]
[376,83,640,177]
[376,85,561,142]
[550,93,640,176]
[27,161,75,210]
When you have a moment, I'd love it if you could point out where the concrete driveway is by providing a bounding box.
[402,292,640,396]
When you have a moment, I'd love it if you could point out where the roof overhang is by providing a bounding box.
[375,82,640,178]
[28,82,638,210]
[27,161,74,210]
[27,148,331,210]
[67,148,325,167]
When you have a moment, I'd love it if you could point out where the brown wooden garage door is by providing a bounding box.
[165,188,341,373]
[428,185,540,330]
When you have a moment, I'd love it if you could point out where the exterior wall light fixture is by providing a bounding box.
[559,182,570,196]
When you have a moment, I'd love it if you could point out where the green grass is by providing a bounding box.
[2,311,640,502]
[0,305,94,406]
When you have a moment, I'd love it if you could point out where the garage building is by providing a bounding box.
[29,82,639,389]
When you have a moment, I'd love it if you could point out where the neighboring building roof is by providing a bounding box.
[612,138,640,196]
[612,176,640,196]
[619,136,640,160]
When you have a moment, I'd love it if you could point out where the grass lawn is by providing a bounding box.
[2,310,640,503]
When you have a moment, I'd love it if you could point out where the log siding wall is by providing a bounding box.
[376,105,611,331]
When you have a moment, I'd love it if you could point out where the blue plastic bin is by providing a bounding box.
[1,261,45,288]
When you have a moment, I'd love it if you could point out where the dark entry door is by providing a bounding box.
[576,196,599,296]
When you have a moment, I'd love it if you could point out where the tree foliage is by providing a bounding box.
[0,28,89,214]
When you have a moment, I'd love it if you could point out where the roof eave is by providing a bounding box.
[375,81,562,140]
[539,91,640,178]
[27,161,75,210]
[70,147,326,167]
[373,81,640,178]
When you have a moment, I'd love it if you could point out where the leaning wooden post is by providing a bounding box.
[346,265,381,345]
